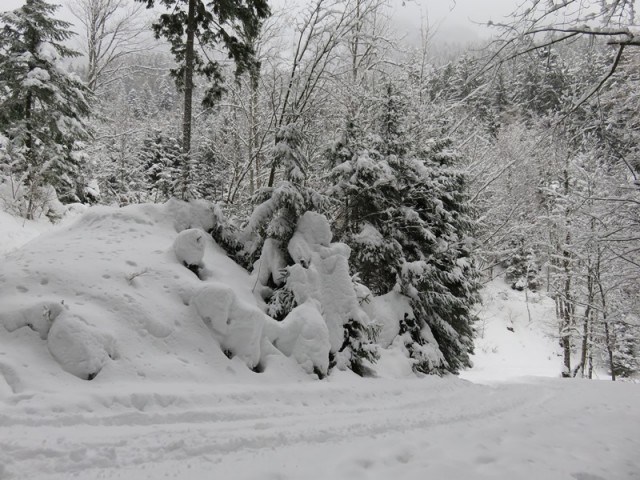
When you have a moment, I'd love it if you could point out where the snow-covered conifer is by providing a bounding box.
[0,0,91,216]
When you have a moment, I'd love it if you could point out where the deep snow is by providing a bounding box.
[1,202,639,480]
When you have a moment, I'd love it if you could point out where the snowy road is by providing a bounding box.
[2,377,639,480]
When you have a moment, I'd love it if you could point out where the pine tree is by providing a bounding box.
[0,0,91,217]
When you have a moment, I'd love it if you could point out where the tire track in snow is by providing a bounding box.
[0,382,549,479]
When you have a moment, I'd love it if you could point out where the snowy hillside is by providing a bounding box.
[1,204,639,479]
[461,279,562,383]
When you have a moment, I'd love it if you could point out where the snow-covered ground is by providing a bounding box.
[2,376,639,480]
[461,278,563,383]
[1,204,639,480]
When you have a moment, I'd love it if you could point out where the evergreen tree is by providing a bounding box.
[135,0,270,187]
[328,83,480,374]
[0,0,91,216]
[139,129,181,202]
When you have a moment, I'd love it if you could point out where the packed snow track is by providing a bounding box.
[1,377,638,480]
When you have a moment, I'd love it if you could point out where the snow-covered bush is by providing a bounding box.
[0,175,66,221]
[173,228,206,272]
[266,299,331,377]
[190,284,264,368]
[47,312,117,380]
[0,301,65,339]
[252,211,379,376]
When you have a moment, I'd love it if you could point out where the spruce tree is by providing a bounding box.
[328,82,480,374]
[0,0,91,216]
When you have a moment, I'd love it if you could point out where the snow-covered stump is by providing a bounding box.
[173,228,205,276]
[47,312,117,381]
[190,284,264,369]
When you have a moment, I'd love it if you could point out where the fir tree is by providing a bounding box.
[139,129,181,202]
[0,0,91,216]
[328,83,480,374]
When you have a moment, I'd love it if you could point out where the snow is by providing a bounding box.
[190,283,265,369]
[460,278,563,383]
[0,376,638,480]
[253,237,287,287]
[173,228,206,267]
[361,290,412,347]
[267,299,331,375]
[47,311,117,380]
[285,212,368,353]
[1,204,639,480]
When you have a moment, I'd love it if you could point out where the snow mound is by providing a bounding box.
[173,228,206,267]
[267,299,331,376]
[190,284,264,368]
[47,312,117,380]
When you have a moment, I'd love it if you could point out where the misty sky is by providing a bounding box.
[0,0,518,41]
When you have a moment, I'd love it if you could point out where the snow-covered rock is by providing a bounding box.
[173,228,206,268]
[267,299,331,376]
[47,312,117,380]
[190,284,264,368]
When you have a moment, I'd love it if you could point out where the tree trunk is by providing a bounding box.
[178,0,196,200]
[580,264,594,377]
[183,0,196,157]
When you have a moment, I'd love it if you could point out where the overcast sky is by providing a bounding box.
[0,0,518,44]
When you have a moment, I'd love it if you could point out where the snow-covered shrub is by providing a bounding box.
[267,299,331,377]
[0,301,65,339]
[285,212,374,355]
[190,284,264,368]
[0,175,65,221]
[173,228,206,273]
[398,313,446,374]
[47,312,117,380]
[335,317,381,376]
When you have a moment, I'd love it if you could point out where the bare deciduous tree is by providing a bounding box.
[68,0,150,92]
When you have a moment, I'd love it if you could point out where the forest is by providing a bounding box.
[1,0,639,381]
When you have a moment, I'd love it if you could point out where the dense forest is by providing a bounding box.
[1,0,638,379]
